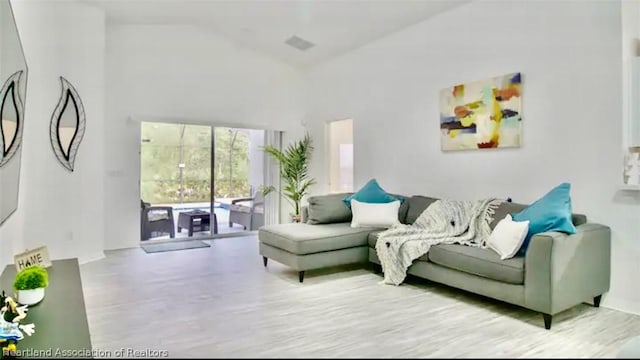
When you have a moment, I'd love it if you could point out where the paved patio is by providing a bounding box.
[144,200,249,240]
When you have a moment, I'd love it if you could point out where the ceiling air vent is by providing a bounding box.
[285,35,315,51]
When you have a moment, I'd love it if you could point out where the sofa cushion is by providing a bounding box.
[147,209,170,222]
[487,214,529,260]
[385,193,410,224]
[490,200,587,229]
[404,196,439,224]
[368,231,382,248]
[367,231,429,261]
[259,223,376,255]
[229,202,252,213]
[490,201,527,229]
[428,244,524,285]
[343,179,403,207]
[307,193,353,225]
[351,199,401,228]
[396,194,410,224]
[572,213,587,226]
[512,183,577,255]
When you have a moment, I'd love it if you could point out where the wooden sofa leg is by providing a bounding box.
[262,256,268,267]
[299,271,305,283]
[594,295,602,308]
[542,314,552,330]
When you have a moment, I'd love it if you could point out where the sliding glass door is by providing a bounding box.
[214,127,265,233]
[140,121,271,242]
[140,122,213,241]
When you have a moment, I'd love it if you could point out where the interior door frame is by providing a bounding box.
[324,117,354,194]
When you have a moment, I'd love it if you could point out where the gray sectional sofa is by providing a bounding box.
[258,193,611,330]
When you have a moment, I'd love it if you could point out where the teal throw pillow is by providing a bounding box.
[512,182,577,255]
[343,179,402,207]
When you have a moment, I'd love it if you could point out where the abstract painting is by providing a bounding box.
[440,72,522,151]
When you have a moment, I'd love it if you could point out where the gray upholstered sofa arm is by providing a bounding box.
[524,223,611,315]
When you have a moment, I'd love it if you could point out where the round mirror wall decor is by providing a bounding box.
[50,76,85,172]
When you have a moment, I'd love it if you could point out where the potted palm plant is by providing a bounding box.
[13,266,49,306]
[261,132,315,222]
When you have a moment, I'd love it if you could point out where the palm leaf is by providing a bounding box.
[260,133,315,216]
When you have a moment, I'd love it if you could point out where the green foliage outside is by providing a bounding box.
[14,266,49,290]
[140,123,251,204]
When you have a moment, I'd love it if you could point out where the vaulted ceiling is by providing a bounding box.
[83,0,470,69]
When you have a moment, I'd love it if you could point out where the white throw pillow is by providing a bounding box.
[350,199,401,228]
[487,214,530,260]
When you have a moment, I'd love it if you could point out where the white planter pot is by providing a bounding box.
[17,287,45,306]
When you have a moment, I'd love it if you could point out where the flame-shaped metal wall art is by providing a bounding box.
[0,70,24,167]
[50,76,85,172]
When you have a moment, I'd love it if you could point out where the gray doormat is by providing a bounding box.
[141,240,211,254]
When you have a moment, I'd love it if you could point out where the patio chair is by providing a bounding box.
[228,191,264,231]
[140,200,175,240]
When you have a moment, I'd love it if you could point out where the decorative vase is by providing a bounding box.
[292,214,301,223]
[17,288,45,306]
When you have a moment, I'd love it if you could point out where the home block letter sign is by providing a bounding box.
[14,246,52,271]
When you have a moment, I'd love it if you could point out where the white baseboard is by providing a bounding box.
[78,251,106,265]
[601,295,640,316]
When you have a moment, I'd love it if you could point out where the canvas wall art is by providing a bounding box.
[440,72,522,151]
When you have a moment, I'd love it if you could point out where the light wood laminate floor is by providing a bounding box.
[81,235,640,358]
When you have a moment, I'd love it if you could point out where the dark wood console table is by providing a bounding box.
[0,258,92,358]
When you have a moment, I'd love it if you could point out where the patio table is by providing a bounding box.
[177,210,218,236]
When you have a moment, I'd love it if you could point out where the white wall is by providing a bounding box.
[623,0,640,147]
[306,1,640,313]
[105,24,306,250]
[3,0,106,265]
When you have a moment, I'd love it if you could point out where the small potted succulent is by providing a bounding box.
[13,266,49,306]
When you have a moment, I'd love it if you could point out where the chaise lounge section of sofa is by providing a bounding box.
[258,193,611,330]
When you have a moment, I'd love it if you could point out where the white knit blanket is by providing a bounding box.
[375,198,502,285]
